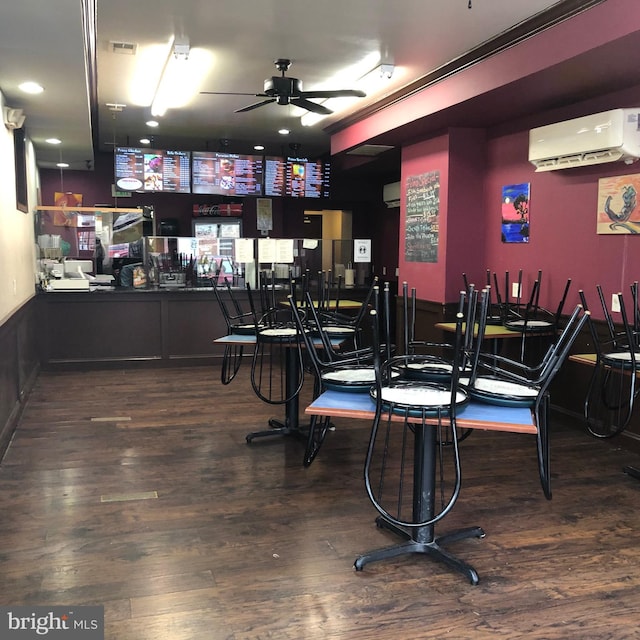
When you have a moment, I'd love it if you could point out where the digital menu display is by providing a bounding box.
[192,151,264,196]
[285,156,330,198]
[264,156,287,197]
[114,147,191,193]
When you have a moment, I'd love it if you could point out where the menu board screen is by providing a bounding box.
[192,151,264,196]
[263,156,286,197]
[114,147,191,193]
[285,156,330,198]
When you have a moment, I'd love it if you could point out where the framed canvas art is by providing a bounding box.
[501,183,530,243]
[597,173,640,234]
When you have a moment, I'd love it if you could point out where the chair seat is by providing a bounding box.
[371,382,469,417]
[504,319,554,332]
[259,326,299,341]
[322,366,376,392]
[601,351,640,369]
[461,375,538,407]
[231,322,261,335]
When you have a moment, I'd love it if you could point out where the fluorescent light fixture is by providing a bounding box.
[56,162,69,168]
[300,56,399,127]
[128,36,213,117]
[46,138,62,145]
[19,81,44,94]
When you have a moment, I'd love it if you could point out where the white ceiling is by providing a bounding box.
[0,0,626,171]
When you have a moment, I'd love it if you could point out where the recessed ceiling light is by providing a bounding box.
[19,81,44,94]
[139,138,151,144]
[146,120,159,128]
[254,144,265,151]
[278,128,290,135]
[45,138,62,145]
[56,162,69,168]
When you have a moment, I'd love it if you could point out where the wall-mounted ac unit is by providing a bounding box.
[528,108,640,172]
[383,181,400,208]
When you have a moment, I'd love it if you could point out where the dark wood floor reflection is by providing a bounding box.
[2,365,640,639]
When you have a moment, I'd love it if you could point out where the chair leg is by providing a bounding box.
[303,414,332,467]
[535,394,552,500]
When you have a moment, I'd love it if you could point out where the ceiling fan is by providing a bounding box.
[200,58,366,115]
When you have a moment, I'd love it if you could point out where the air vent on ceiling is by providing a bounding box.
[346,144,395,157]
[109,41,137,55]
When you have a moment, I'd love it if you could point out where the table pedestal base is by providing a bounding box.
[623,465,640,481]
[354,516,485,585]
[246,418,302,443]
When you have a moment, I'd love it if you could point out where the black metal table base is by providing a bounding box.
[245,418,308,443]
[354,516,485,585]
[623,465,640,481]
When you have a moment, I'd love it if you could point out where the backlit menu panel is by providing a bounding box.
[263,156,286,197]
[114,147,191,193]
[192,152,264,196]
[285,156,330,198]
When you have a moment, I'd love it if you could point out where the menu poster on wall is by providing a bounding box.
[404,171,440,263]
[285,157,330,198]
[192,151,264,196]
[114,147,191,193]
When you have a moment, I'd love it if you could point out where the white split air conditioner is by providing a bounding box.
[3,107,25,130]
[383,181,401,208]
[529,109,640,172]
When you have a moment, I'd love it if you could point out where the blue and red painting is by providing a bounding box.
[501,182,530,243]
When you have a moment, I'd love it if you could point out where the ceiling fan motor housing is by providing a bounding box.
[264,76,302,97]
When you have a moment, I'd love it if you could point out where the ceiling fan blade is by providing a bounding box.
[235,99,277,113]
[290,98,333,115]
[299,89,366,99]
[200,91,269,97]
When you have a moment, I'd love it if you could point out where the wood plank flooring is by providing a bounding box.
[1,365,640,639]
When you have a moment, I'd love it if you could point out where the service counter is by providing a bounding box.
[36,285,372,370]
[37,287,232,369]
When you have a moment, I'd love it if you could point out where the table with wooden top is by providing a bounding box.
[435,321,555,358]
[305,389,537,584]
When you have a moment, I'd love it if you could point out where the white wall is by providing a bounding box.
[0,91,38,326]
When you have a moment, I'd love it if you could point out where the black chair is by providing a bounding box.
[289,287,391,466]
[212,278,257,385]
[355,292,485,583]
[578,286,640,439]
[245,302,306,443]
[462,297,588,499]
[503,273,572,361]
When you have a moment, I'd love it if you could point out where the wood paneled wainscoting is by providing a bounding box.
[2,365,640,639]
[0,296,40,461]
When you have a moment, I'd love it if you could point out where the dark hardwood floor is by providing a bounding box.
[2,364,640,639]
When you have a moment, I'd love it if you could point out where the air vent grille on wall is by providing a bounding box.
[109,41,137,55]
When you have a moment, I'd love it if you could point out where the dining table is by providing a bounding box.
[305,388,537,583]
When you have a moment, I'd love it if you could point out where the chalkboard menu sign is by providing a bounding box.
[404,171,440,263]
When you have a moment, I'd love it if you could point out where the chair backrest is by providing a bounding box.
[365,294,468,529]
[213,278,253,334]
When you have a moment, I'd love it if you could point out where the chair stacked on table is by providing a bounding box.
[578,284,640,442]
